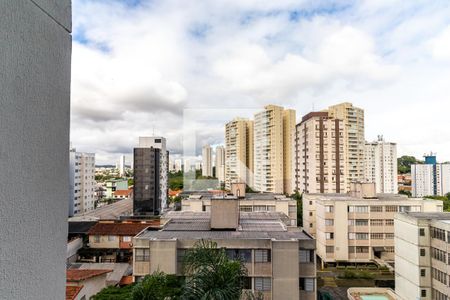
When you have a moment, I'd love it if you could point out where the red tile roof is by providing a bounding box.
[87,222,153,236]
[66,286,83,300]
[113,189,132,197]
[67,269,112,282]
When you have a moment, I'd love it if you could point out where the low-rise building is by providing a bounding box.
[133,198,316,300]
[395,212,450,300]
[303,185,443,266]
[85,221,159,263]
[181,192,298,226]
[113,187,133,200]
[66,269,112,300]
[105,179,128,198]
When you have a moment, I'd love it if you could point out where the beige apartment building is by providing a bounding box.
[133,199,316,300]
[180,192,298,226]
[303,186,443,266]
[326,102,365,189]
[395,212,450,300]
[294,112,347,194]
[253,105,296,194]
[201,144,212,177]
[225,118,254,189]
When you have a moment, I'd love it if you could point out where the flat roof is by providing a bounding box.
[402,212,450,220]
[68,198,132,220]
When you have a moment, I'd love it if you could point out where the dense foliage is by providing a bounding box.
[424,193,450,211]
[291,191,302,227]
[397,155,422,174]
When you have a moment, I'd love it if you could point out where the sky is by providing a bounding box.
[71,0,450,165]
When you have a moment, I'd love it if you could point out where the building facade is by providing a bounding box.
[133,200,316,300]
[69,148,97,216]
[215,145,225,183]
[364,136,398,194]
[395,212,450,300]
[133,137,169,215]
[202,145,213,177]
[294,112,346,194]
[225,118,254,189]
[253,105,296,194]
[303,189,443,265]
[412,155,450,197]
[118,155,126,177]
[326,102,365,189]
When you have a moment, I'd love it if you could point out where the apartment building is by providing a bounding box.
[118,155,126,177]
[294,112,346,194]
[133,198,316,300]
[133,137,169,215]
[69,147,97,216]
[105,179,128,198]
[215,145,226,183]
[303,186,443,265]
[180,192,298,226]
[395,212,450,300]
[326,102,365,189]
[253,105,296,194]
[364,136,398,194]
[225,118,254,189]
[412,154,450,197]
[202,144,213,177]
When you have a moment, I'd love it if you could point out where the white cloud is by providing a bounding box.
[71,0,450,164]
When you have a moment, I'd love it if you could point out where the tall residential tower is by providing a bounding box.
[69,147,96,216]
[202,145,213,177]
[215,145,225,183]
[133,137,169,215]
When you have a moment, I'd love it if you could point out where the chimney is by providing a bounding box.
[210,197,239,230]
[231,182,246,198]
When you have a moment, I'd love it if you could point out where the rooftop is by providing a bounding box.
[68,198,132,221]
[88,222,158,236]
[66,286,83,300]
[183,192,292,201]
[306,193,432,202]
[66,269,112,282]
[68,263,132,286]
[402,212,450,220]
[137,211,310,241]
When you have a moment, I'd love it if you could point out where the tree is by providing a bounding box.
[131,271,183,300]
[91,285,134,300]
[424,195,450,212]
[182,240,249,300]
[398,190,411,197]
[398,155,422,174]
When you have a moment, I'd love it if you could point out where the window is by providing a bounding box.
[421,269,426,277]
[370,206,383,212]
[370,233,383,240]
[421,290,426,297]
[355,246,369,253]
[355,219,368,226]
[177,249,185,263]
[325,206,334,213]
[299,278,314,292]
[385,233,394,239]
[419,228,425,236]
[385,206,397,212]
[326,232,334,240]
[299,249,314,263]
[254,205,267,212]
[240,206,252,212]
[108,235,115,241]
[431,227,446,241]
[226,249,252,263]
[135,248,150,261]
[370,219,383,226]
[385,219,394,226]
[255,249,271,263]
[309,212,313,216]
[326,246,334,253]
[309,201,312,205]
[325,219,334,226]
[420,249,426,256]
[242,277,252,289]
[123,236,132,242]
[254,277,271,291]
[94,235,100,243]
[348,206,368,213]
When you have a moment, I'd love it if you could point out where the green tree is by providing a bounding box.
[182,240,248,300]
[131,271,183,300]
[398,155,422,174]
[91,285,134,300]
[398,190,411,197]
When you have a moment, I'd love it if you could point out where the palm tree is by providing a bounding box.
[131,270,182,300]
[182,240,248,300]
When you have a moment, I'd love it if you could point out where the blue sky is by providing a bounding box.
[70,0,450,164]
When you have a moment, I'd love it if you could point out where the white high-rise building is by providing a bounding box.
[202,145,213,177]
[364,136,398,194]
[412,155,450,197]
[215,146,225,183]
[253,105,295,194]
[69,147,96,216]
[118,154,126,177]
[174,159,182,172]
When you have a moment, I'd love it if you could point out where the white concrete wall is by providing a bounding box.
[0,1,71,299]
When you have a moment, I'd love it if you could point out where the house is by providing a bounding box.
[66,269,112,300]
